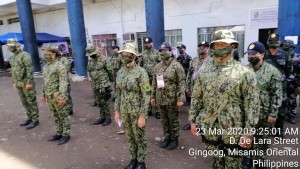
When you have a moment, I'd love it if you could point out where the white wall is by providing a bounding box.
[0,0,278,62]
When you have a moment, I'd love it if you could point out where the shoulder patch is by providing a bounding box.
[142,82,151,92]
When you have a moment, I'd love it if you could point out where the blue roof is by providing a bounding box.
[0,32,68,44]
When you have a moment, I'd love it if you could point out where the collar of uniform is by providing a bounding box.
[162,58,174,67]
[125,62,137,71]
[252,61,266,71]
[213,56,234,67]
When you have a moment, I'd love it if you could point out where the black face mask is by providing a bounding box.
[90,54,96,59]
[248,57,260,65]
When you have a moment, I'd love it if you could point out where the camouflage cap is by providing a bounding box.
[210,29,239,48]
[6,38,21,46]
[85,44,100,57]
[42,45,61,55]
[118,42,141,56]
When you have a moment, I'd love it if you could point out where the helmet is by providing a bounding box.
[118,42,141,56]
[209,29,239,48]
[42,45,61,55]
[85,44,100,57]
[6,38,21,46]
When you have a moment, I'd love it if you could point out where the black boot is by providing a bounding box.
[181,124,191,130]
[93,117,105,125]
[165,139,178,150]
[69,110,73,115]
[48,134,62,142]
[58,136,70,145]
[155,112,160,119]
[124,159,137,169]
[20,119,31,126]
[91,101,97,107]
[148,110,152,116]
[160,138,170,149]
[135,162,146,169]
[102,118,111,126]
[26,120,39,130]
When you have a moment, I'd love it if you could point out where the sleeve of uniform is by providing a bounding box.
[188,74,203,123]
[114,70,121,112]
[156,51,161,63]
[241,71,260,136]
[23,53,34,84]
[151,64,158,99]
[138,55,144,67]
[62,57,71,71]
[269,69,283,118]
[139,69,151,119]
[176,63,186,102]
[41,66,46,98]
[105,57,113,82]
[186,60,193,90]
[58,64,70,100]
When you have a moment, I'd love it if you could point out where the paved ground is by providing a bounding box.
[0,72,299,169]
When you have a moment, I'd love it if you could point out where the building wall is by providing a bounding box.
[0,0,278,62]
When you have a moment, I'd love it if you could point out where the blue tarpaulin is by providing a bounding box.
[0,32,68,44]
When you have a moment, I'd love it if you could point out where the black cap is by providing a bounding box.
[112,46,119,50]
[144,37,153,43]
[247,42,266,54]
[177,44,186,49]
[198,41,209,47]
[159,42,172,51]
[268,33,279,41]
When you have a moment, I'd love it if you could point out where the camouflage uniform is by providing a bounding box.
[87,46,112,122]
[189,30,260,169]
[293,54,300,106]
[186,56,206,92]
[249,62,282,162]
[114,43,150,163]
[42,59,71,136]
[59,56,73,114]
[111,52,122,91]
[264,40,293,129]
[152,58,186,141]
[10,49,39,122]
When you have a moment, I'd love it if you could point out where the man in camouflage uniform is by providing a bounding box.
[189,30,260,169]
[86,44,113,126]
[7,38,39,130]
[243,42,282,169]
[110,46,121,102]
[114,42,150,169]
[182,41,210,131]
[281,40,299,124]
[57,51,73,115]
[264,33,293,134]
[139,37,161,118]
[151,42,186,150]
[41,46,71,145]
[176,44,192,106]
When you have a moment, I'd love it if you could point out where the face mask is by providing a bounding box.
[282,46,290,51]
[90,54,96,59]
[268,42,279,49]
[44,54,52,62]
[9,47,17,53]
[212,46,232,58]
[161,53,171,61]
[248,56,260,65]
[198,49,207,55]
[121,54,134,64]
[144,46,152,50]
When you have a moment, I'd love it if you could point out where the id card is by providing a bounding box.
[156,75,165,88]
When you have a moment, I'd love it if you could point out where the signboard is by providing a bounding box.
[249,6,278,29]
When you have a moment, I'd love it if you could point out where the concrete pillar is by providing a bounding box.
[278,0,300,53]
[66,0,87,78]
[16,0,41,74]
[145,0,165,49]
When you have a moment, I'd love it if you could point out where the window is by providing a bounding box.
[198,25,245,55]
[0,20,3,25]
[92,34,117,57]
[8,17,19,24]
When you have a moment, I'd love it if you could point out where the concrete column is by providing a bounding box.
[278,0,300,53]
[16,0,41,74]
[145,0,165,49]
[66,0,87,78]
